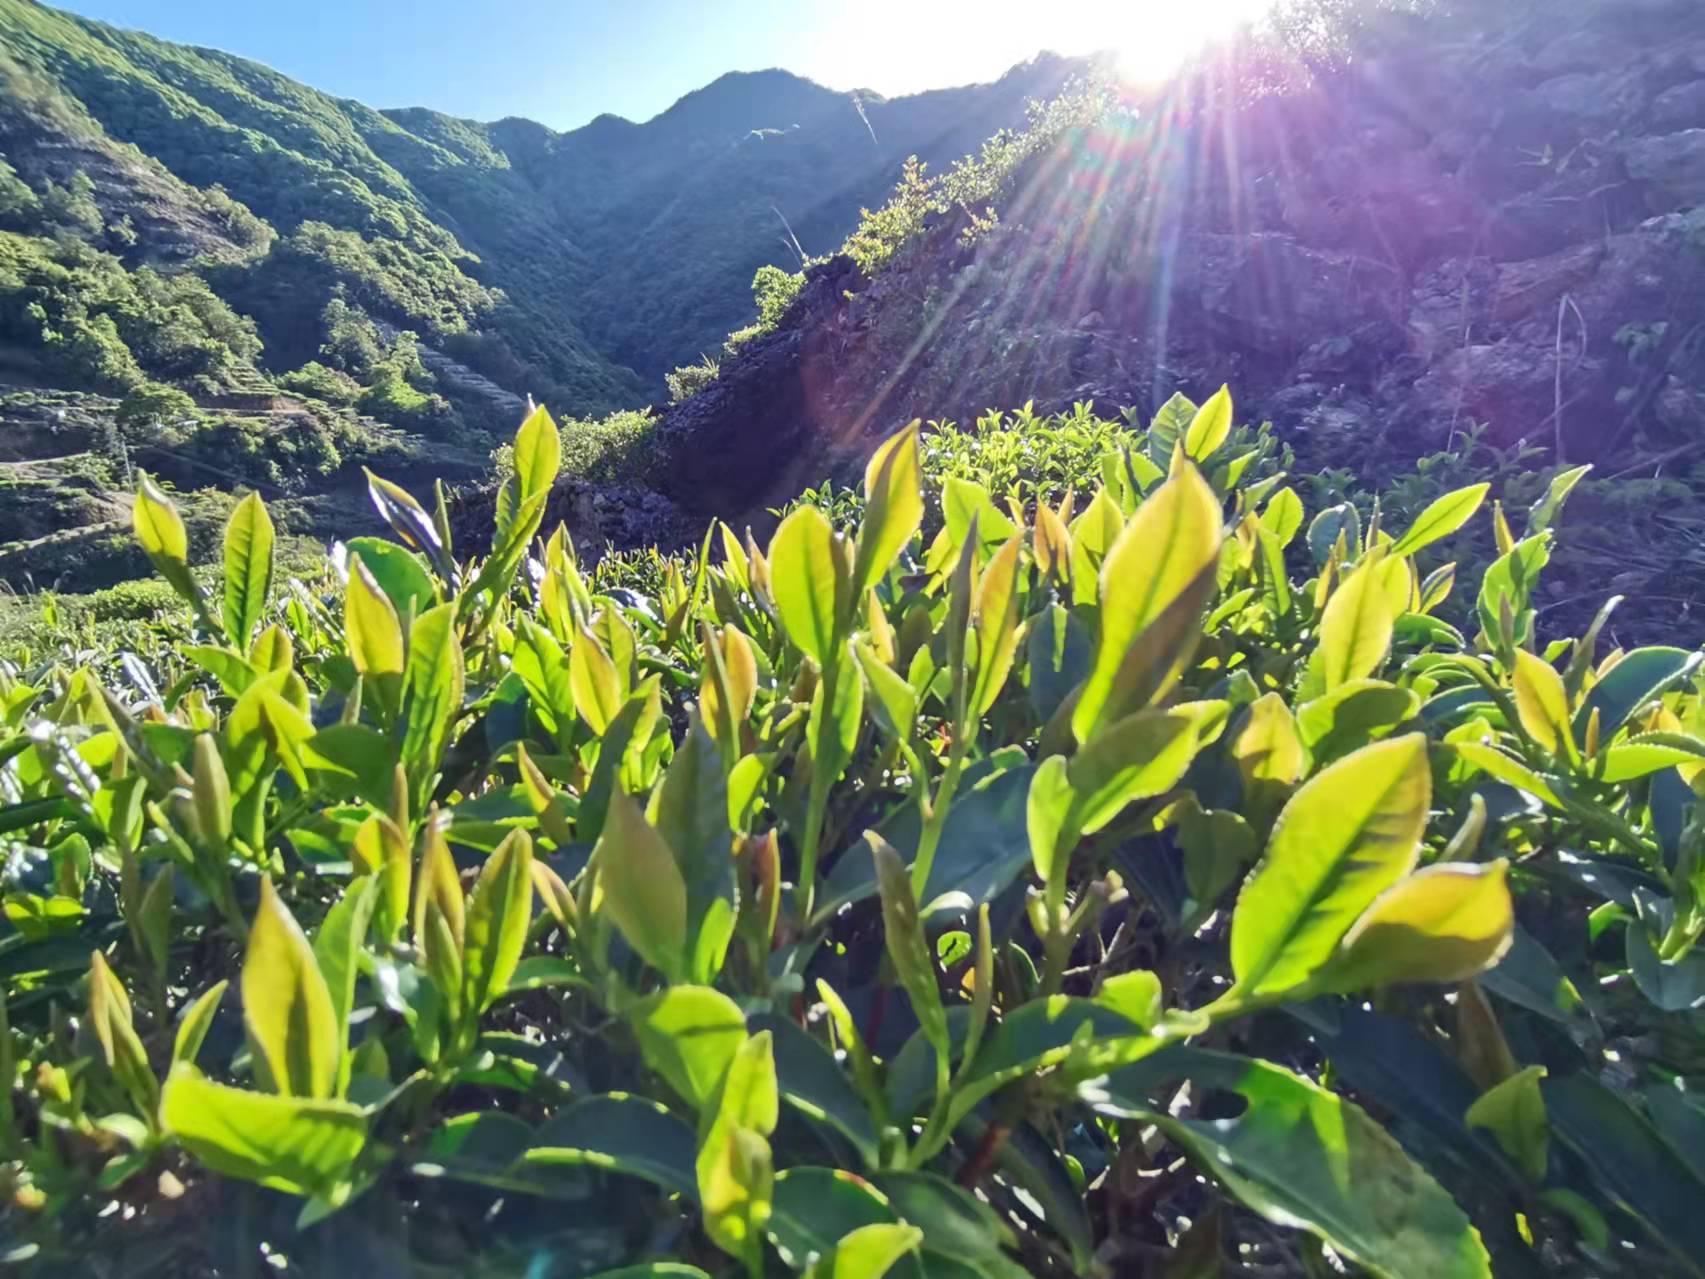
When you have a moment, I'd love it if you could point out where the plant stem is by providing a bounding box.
[911,734,968,898]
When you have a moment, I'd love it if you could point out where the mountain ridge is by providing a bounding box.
[0,0,1082,401]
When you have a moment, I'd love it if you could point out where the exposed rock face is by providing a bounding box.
[653,0,1705,517]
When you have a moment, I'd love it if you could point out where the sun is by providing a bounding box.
[1065,0,1283,84]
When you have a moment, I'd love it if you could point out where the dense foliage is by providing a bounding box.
[0,231,262,395]
[2,391,1701,1277]
[491,407,661,488]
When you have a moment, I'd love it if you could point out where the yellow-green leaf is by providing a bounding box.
[1465,1065,1548,1182]
[970,534,1024,716]
[400,604,463,809]
[698,1032,779,1266]
[700,1125,774,1267]
[705,1030,779,1138]
[1320,556,1397,690]
[1068,708,1203,835]
[700,623,758,749]
[462,829,535,1015]
[132,473,200,609]
[222,492,274,648]
[161,1065,366,1197]
[855,639,917,742]
[805,1224,924,1279]
[89,950,157,1116]
[1452,742,1562,808]
[1319,861,1514,992]
[1260,486,1304,546]
[1232,693,1308,824]
[132,472,187,565]
[243,878,340,1098]
[595,790,687,980]
[1027,753,1076,891]
[345,555,405,677]
[354,812,411,942]
[631,984,748,1110]
[1389,483,1489,558]
[1183,384,1233,462]
[1229,734,1430,998]
[942,476,1017,556]
[1512,648,1572,757]
[770,505,843,663]
[173,980,228,1068]
[1073,461,1223,741]
[411,816,465,953]
[1068,486,1124,606]
[513,403,561,502]
[570,627,623,733]
[852,423,922,599]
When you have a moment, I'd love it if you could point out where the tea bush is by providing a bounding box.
[1,390,1703,1277]
[492,406,661,488]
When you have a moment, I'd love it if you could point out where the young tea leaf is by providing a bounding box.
[1182,384,1233,462]
[461,829,535,1018]
[1320,557,1398,691]
[161,1065,367,1198]
[631,985,747,1112]
[1229,734,1430,998]
[595,790,687,981]
[771,505,844,664]
[852,422,923,599]
[222,492,275,649]
[345,555,405,678]
[1318,861,1514,992]
[1389,483,1489,558]
[243,879,341,1099]
[1073,461,1222,741]
[400,604,464,810]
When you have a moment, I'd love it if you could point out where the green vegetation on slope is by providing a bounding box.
[0,0,1077,412]
[0,0,639,413]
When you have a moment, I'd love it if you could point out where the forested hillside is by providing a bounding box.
[0,0,1073,598]
[0,0,1072,401]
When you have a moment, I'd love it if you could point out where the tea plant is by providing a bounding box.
[1,388,1702,1277]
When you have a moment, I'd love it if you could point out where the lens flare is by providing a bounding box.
[1099,0,1280,84]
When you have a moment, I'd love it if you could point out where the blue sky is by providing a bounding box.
[56,1,1271,130]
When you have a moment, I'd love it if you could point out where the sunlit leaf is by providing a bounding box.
[161,1065,366,1197]
[631,985,747,1112]
[222,492,274,648]
[852,423,923,598]
[462,829,535,1018]
[1318,861,1514,992]
[1073,461,1222,740]
[1511,648,1571,756]
[771,505,843,663]
[400,604,464,809]
[1389,484,1488,558]
[1230,734,1430,998]
[1320,556,1397,690]
[345,555,405,678]
[1182,384,1232,462]
[243,879,340,1099]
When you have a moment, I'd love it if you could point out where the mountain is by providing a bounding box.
[650,0,1705,502]
[0,0,1079,406]
[0,0,1081,598]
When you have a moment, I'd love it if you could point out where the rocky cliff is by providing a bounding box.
[655,0,1705,518]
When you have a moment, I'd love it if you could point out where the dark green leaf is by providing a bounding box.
[1083,1049,1492,1279]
